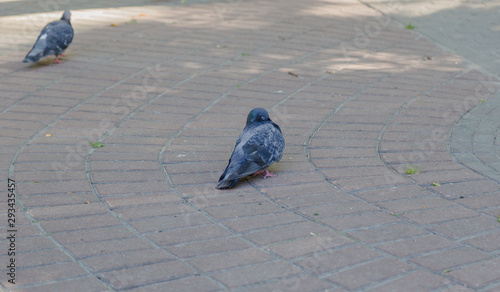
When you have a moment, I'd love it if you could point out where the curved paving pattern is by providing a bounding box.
[1,0,500,291]
[451,92,500,182]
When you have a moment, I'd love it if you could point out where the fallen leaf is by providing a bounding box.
[326,71,333,74]
[139,13,147,17]
[111,23,119,26]
[45,134,52,137]
[67,192,72,195]
[288,71,299,77]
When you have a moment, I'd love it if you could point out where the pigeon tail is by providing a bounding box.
[23,54,41,63]
[216,178,240,189]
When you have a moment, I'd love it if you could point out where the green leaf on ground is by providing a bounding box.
[90,141,106,148]
[405,165,420,175]
[406,22,415,29]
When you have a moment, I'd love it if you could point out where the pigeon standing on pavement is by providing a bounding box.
[216,108,285,189]
[23,10,74,64]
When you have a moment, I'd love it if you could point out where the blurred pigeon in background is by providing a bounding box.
[216,108,285,189]
[23,10,74,64]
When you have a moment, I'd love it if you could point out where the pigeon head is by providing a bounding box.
[61,10,71,22]
[246,108,271,125]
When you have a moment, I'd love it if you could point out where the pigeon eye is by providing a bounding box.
[261,116,265,120]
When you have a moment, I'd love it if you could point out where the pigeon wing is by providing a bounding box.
[48,20,74,54]
[225,123,283,180]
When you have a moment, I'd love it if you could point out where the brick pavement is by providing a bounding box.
[1,0,500,291]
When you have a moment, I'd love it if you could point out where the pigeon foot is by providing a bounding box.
[54,57,63,64]
[253,169,277,178]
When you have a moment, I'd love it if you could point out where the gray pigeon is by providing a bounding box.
[23,10,73,64]
[216,108,285,189]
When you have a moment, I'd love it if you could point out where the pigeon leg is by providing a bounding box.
[253,169,277,178]
[253,170,264,176]
[54,56,63,64]
[261,170,277,178]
